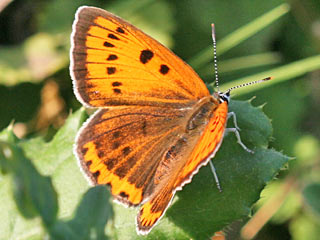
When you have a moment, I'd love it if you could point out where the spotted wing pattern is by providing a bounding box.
[70,6,210,109]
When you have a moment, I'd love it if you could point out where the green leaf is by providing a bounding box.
[229,99,272,147]
[0,132,58,227]
[0,109,113,239]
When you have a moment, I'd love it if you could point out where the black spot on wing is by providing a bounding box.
[113,88,121,94]
[113,131,120,138]
[107,67,116,75]
[112,81,122,87]
[104,41,114,47]
[80,146,89,155]
[107,54,118,60]
[108,33,119,40]
[119,191,129,198]
[92,171,100,180]
[122,146,131,156]
[140,50,154,64]
[104,158,117,170]
[114,156,136,178]
[116,27,125,33]
[97,150,105,158]
[159,64,169,75]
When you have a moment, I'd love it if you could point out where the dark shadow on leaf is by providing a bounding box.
[0,138,58,226]
[50,186,113,240]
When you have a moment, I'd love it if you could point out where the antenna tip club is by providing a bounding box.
[211,24,216,41]
[211,23,215,32]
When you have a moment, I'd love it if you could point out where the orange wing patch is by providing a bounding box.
[70,6,209,108]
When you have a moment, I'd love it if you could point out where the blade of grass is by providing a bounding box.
[218,54,320,95]
[189,3,290,70]
[201,52,282,76]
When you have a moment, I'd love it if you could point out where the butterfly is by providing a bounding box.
[70,6,270,235]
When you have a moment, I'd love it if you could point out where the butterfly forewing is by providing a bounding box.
[70,6,210,108]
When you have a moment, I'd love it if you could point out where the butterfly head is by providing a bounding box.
[218,90,230,103]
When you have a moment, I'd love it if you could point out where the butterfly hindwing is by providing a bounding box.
[135,103,228,234]
[70,6,210,108]
[174,101,229,188]
[137,183,174,235]
[75,106,191,206]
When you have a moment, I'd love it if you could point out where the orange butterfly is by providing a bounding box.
[70,6,270,235]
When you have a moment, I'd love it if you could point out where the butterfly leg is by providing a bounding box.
[209,160,222,192]
[225,112,254,154]
[225,128,254,154]
[227,112,240,130]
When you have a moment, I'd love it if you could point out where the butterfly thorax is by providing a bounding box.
[186,96,219,131]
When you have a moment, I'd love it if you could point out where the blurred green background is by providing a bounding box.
[0,0,320,239]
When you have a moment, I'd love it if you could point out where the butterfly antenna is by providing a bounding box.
[227,77,273,92]
[211,24,220,92]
